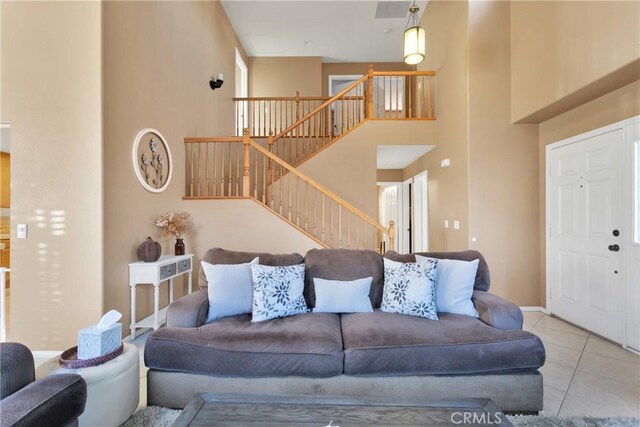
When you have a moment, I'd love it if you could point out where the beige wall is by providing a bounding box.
[511,1,640,123]
[402,0,470,252]
[376,169,403,182]
[298,121,436,219]
[102,2,320,337]
[322,62,414,97]
[467,1,540,306]
[249,57,322,97]
[1,1,103,349]
[537,81,640,304]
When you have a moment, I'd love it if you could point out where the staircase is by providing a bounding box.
[185,66,437,252]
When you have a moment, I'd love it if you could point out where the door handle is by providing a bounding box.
[608,244,620,252]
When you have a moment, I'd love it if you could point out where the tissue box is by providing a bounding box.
[77,323,122,360]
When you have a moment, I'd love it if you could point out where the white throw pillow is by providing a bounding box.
[251,264,308,322]
[313,277,373,313]
[381,258,438,320]
[415,254,479,317]
[202,257,259,323]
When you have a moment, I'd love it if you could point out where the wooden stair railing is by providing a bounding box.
[233,92,331,138]
[269,67,437,167]
[184,130,396,252]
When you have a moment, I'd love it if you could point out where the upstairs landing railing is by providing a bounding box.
[235,66,437,166]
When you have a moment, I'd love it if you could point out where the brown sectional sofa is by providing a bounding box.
[144,248,546,413]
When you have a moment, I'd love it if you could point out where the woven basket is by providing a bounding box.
[59,344,124,369]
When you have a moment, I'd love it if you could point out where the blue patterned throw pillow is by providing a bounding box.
[381,258,439,320]
[251,264,308,322]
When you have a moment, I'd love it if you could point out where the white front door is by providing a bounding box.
[548,128,624,343]
[624,119,640,351]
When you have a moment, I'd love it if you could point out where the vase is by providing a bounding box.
[174,238,185,256]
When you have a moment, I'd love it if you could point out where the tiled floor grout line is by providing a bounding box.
[556,333,590,416]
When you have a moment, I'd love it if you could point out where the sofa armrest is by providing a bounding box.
[472,290,523,330]
[166,289,209,328]
[1,342,35,399]
[0,374,86,427]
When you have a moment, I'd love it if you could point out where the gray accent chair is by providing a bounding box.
[0,343,87,427]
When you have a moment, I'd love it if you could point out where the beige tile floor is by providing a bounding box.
[524,312,640,417]
[33,312,640,418]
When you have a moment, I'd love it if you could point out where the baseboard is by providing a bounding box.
[520,306,549,314]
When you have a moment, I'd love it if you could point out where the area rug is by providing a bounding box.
[120,406,180,427]
[507,416,639,427]
[122,407,639,427]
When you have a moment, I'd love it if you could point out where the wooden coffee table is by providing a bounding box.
[172,393,512,426]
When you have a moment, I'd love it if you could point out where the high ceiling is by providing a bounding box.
[221,1,427,63]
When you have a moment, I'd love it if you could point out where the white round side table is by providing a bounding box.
[36,343,140,427]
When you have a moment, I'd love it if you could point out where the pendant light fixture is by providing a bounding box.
[403,1,425,65]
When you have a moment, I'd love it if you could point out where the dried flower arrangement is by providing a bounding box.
[155,212,191,239]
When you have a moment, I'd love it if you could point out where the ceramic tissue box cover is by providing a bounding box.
[78,323,122,360]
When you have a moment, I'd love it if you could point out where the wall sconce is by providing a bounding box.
[209,73,224,90]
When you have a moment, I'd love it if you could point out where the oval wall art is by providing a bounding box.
[132,128,173,193]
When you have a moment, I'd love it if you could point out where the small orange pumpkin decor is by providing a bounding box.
[137,237,161,262]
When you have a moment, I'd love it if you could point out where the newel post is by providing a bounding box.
[367,64,374,119]
[295,90,301,121]
[242,128,251,196]
[388,220,396,251]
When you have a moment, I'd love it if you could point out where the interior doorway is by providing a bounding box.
[547,116,639,351]
[378,171,429,254]
[235,49,248,136]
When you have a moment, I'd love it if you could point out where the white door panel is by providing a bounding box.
[549,129,624,343]
[625,120,640,351]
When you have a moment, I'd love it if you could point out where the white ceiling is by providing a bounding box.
[377,145,434,169]
[221,1,427,63]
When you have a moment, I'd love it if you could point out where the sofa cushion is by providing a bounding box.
[341,311,545,376]
[144,312,343,378]
[198,248,304,289]
[304,249,384,308]
[384,250,491,292]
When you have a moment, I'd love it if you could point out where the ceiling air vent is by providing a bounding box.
[375,1,411,19]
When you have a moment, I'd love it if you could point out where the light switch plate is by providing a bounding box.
[17,224,28,239]
[453,220,460,230]
[441,158,451,168]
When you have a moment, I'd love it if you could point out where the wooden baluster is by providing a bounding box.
[254,144,258,199]
[279,157,283,215]
[428,76,433,118]
[408,75,413,118]
[341,99,345,135]
[304,181,309,231]
[205,143,210,197]
[338,205,342,248]
[288,172,292,221]
[313,186,317,236]
[347,92,351,131]
[220,142,225,196]
[296,176,300,226]
[228,141,232,196]
[396,75,399,119]
[188,143,194,197]
[347,212,350,248]
[212,143,217,197]
[330,199,334,243]
[367,65,374,119]
[242,130,250,197]
[268,132,274,207]
[321,194,325,242]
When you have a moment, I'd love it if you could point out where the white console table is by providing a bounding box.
[128,254,193,339]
